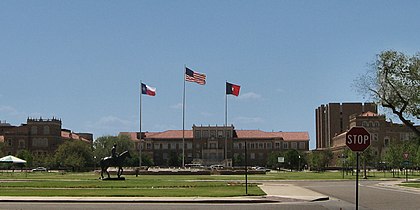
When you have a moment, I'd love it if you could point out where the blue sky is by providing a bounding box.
[1,1,419,149]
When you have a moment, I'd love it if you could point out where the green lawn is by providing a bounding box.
[0,172,263,197]
[1,170,419,197]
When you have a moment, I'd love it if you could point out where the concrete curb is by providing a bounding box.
[0,196,284,203]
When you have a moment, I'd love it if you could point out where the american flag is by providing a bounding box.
[185,67,206,85]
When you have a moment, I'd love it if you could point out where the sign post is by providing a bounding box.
[346,126,371,210]
[403,152,409,182]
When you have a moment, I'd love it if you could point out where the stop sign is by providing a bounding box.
[346,126,371,152]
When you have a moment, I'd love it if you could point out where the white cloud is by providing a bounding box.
[234,116,264,124]
[237,92,262,100]
[85,116,136,137]
[0,105,26,119]
[170,103,183,110]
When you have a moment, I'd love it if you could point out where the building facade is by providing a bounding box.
[0,118,93,157]
[315,102,419,166]
[315,102,377,149]
[121,125,309,167]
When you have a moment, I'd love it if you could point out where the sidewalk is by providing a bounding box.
[0,183,329,203]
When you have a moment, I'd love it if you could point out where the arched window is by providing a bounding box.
[43,126,50,135]
[31,126,38,135]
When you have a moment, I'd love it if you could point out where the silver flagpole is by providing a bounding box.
[182,66,186,167]
[139,81,142,168]
[225,81,228,162]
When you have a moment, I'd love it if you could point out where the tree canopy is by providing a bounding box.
[356,50,420,137]
[54,140,94,171]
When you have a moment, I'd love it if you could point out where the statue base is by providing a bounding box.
[101,177,126,181]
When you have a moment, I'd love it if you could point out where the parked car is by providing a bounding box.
[32,167,47,172]
[255,166,270,172]
[209,165,224,170]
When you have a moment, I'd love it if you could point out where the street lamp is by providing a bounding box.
[298,155,301,171]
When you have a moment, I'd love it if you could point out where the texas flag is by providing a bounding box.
[141,83,156,96]
[226,82,240,96]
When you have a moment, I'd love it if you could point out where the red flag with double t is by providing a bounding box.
[226,82,240,96]
[141,83,156,96]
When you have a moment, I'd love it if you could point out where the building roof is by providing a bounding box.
[146,130,193,139]
[120,130,309,142]
[360,111,378,117]
[61,131,91,143]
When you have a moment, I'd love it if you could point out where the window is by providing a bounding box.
[373,133,378,141]
[250,153,255,159]
[299,142,305,149]
[195,131,201,139]
[31,126,38,135]
[154,143,159,149]
[146,143,152,150]
[375,121,380,127]
[291,142,297,149]
[18,140,25,148]
[259,143,263,149]
[217,131,223,138]
[43,126,50,135]
[267,143,272,149]
[384,137,390,147]
[362,121,367,127]
[226,131,231,138]
[238,143,242,149]
[6,139,12,146]
[275,142,280,149]
[32,138,48,147]
[210,130,216,138]
[203,130,209,138]
[187,143,192,149]
[283,142,289,149]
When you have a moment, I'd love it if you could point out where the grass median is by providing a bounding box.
[1,170,418,197]
[0,172,263,197]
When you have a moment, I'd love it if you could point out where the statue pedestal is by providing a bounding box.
[101,177,126,181]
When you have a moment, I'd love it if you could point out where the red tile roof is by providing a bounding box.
[147,130,193,139]
[361,111,378,117]
[120,130,309,142]
[61,131,91,143]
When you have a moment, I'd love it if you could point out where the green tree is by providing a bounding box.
[308,151,323,172]
[355,50,420,137]
[233,153,245,167]
[384,141,403,177]
[93,135,138,166]
[167,151,182,167]
[17,150,33,167]
[54,140,93,171]
[266,151,283,169]
[0,142,4,157]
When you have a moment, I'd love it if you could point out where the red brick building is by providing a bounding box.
[121,125,309,167]
[0,118,92,157]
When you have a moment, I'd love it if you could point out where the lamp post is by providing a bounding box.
[298,155,301,171]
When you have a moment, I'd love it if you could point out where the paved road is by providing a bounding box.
[290,180,420,210]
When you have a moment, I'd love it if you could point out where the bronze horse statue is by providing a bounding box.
[100,150,131,179]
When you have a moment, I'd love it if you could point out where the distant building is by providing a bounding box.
[315,102,377,149]
[0,118,93,157]
[120,125,309,167]
[315,103,419,166]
